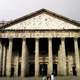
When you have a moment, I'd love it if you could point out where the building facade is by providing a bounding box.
[0,9,80,77]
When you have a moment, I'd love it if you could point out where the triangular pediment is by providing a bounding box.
[1,9,80,30]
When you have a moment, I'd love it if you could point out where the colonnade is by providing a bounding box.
[0,38,80,77]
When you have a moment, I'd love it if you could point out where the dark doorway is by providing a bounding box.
[53,64,57,76]
[39,64,47,76]
[11,67,14,77]
[72,66,77,76]
[29,63,35,76]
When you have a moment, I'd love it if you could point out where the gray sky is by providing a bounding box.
[0,0,80,21]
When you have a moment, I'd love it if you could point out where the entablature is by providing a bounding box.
[0,30,80,38]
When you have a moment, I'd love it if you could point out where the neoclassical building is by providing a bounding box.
[0,9,80,77]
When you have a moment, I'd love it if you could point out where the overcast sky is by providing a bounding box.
[0,0,80,21]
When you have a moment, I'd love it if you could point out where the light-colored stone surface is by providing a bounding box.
[35,38,39,76]
[67,55,73,76]
[5,13,80,30]
[21,39,27,77]
[14,54,19,76]
[58,45,62,75]
[48,38,53,74]
[0,30,80,38]
[58,38,66,76]
[2,45,6,76]
[6,39,13,76]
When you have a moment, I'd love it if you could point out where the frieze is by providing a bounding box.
[0,30,80,38]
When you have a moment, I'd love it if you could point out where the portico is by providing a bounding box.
[0,9,80,77]
[0,36,80,77]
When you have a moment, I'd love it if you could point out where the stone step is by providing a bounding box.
[0,76,79,80]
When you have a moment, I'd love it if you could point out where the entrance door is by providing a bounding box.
[39,64,47,76]
[53,64,57,76]
[29,63,35,76]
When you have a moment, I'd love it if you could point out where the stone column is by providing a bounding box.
[68,55,73,76]
[74,38,80,76]
[35,38,39,77]
[6,39,13,76]
[58,38,66,76]
[26,43,29,76]
[14,52,19,76]
[0,40,2,76]
[21,38,27,77]
[2,45,6,76]
[48,38,53,75]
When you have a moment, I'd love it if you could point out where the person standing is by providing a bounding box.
[51,73,55,80]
